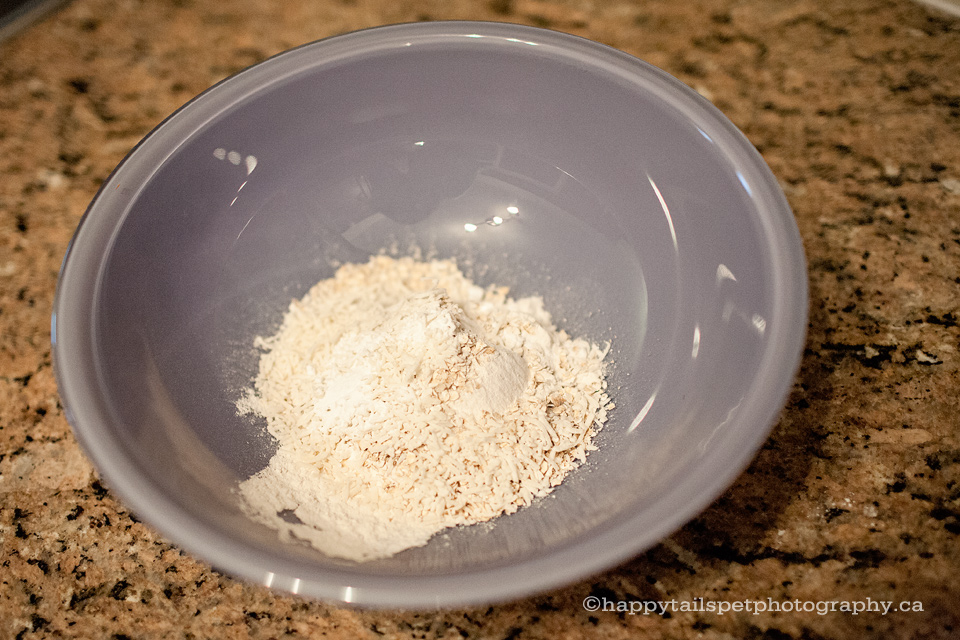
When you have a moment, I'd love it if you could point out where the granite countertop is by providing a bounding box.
[1,0,959,638]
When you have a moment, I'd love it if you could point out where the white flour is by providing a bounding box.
[237,255,612,561]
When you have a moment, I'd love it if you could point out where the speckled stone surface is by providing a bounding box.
[1,0,959,638]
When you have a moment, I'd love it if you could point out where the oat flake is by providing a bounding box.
[237,255,612,561]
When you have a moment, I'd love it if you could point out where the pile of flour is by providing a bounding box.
[237,255,612,561]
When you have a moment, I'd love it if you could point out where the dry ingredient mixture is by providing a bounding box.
[237,255,612,561]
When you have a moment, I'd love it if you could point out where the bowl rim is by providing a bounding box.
[52,20,808,609]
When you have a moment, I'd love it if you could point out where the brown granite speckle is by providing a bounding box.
[2,0,960,638]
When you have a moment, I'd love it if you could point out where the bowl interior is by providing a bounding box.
[55,22,806,606]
